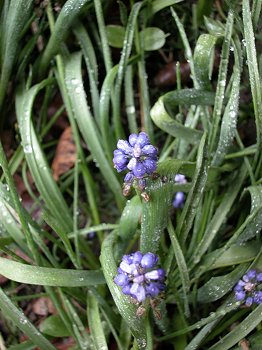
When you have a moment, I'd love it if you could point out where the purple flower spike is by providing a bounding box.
[114,251,165,302]
[113,132,158,179]
[233,269,262,306]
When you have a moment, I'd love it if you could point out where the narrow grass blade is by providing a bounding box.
[0,288,56,350]
[0,257,105,286]
[197,265,247,303]
[0,0,34,109]
[243,0,262,166]
[73,22,100,122]
[100,230,147,349]
[237,185,262,243]
[209,304,262,350]
[113,2,143,139]
[167,220,190,316]
[209,10,234,152]
[64,52,124,208]
[178,132,208,244]
[212,41,241,166]
[87,291,108,350]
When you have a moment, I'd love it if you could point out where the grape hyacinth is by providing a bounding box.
[173,174,187,208]
[234,269,262,306]
[114,252,166,302]
[113,132,158,179]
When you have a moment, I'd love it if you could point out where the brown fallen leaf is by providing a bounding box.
[32,297,56,316]
[52,126,76,181]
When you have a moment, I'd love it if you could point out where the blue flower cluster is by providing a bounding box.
[113,132,158,181]
[234,269,262,306]
[114,252,165,302]
[173,174,187,208]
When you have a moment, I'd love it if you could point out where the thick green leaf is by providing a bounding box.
[39,315,71,337]
[202,241,260,269]
[194,34,217,90]
[0,288,56,350]
[100,231,148,349]
[149,0,184,15]
[140,27,166,51]
[140,177,174,254]
[197,265,247,303]
[119,195,142,240]
[204,16,225,37]
[151,93,211,143]
[106,25,125,48]
[0,257,105,286]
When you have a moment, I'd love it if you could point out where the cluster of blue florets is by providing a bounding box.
[234,270,262,306]
[113,132,158,183]
[114,252,165,302]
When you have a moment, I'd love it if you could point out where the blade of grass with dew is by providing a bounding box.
[100,64,119,161]
[209,303,262,350]
[202,241,260,269]
[0,288,56,350]
[149,0,184,16]
[140,176,175,254]
[209,10,234,152]
[0,0,34,110]
[193,34,217,90]
[64,52,124,208]
[171,8,197,87]
[177,132,208,244]
[237,185,262,243]
[61,291,91,350]
[94,0,112,73]
[38,0,92,75]
[100,230,148,349]
[73,21,100,123]
[243,0,262,172]
[212,39,241,166]
[150,90,215,143]
[135,23,154,141]
[125,65,139,134]
[191,164,247,266]
[16,80,73,233]
[167,219,190,317]
[197,264,247,303]
[113,2,143,140]
[0,257,105,286]
[87,291,108,350]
